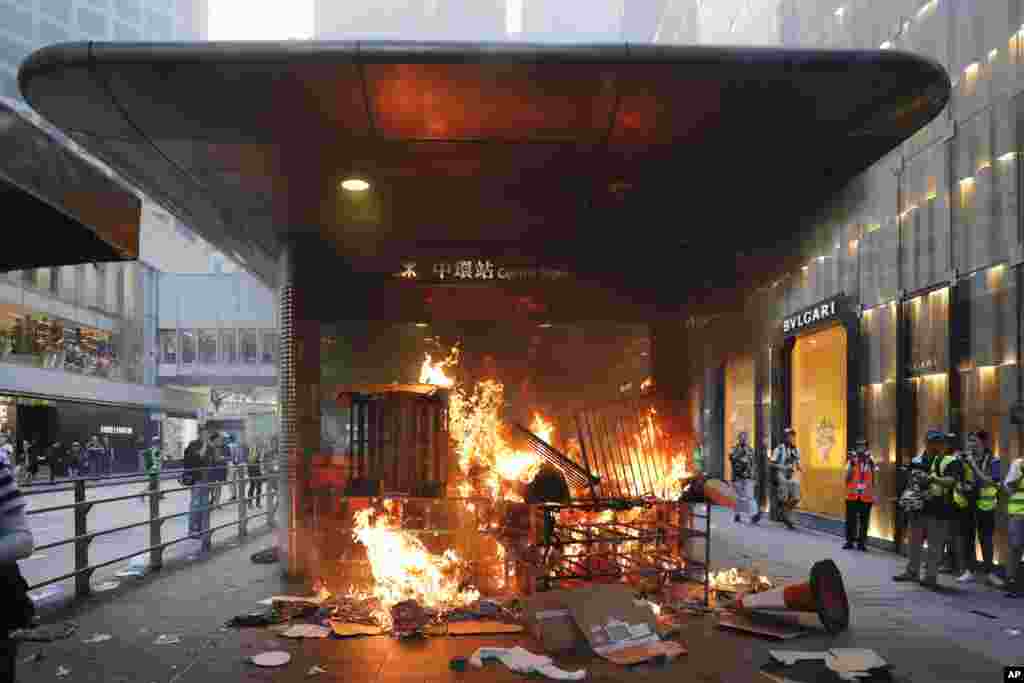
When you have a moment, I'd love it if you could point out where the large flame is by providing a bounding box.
[709,567,773,592]
[419,347,459,388]
[352,507,480,615]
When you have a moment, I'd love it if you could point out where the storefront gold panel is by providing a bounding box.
[724,355,755,481]
[792,324,847,520]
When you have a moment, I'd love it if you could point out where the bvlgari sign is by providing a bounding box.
[782,296,845,337]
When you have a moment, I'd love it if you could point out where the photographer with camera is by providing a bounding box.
[770,427,801,530]
[730,431,760,525]
[956,431,1004,586]
[894,429,963,589]
[844,438,876,551]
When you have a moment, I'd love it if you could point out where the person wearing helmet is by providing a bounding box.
[894,429,963,589]
[844,438,877,551]
[729,431,759,525]
[770,428,801,530]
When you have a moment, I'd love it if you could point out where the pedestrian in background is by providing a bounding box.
[25,439,39,484]
[0,445,36,682]
[1003,451,1024,598]
[47,441,64,484]
[103,436,115,475]
[770,427,802,530]
[0,434,12,468]
[247,438,263,508]
[959,431,1004,586]
[67,442,82,478]
[183,428,212,554]
[844,438,876,551]
[85,436,105,478]
[730,431,759,525]
[208,433,228,507]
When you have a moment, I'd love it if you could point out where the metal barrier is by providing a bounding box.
[22,460,292,598]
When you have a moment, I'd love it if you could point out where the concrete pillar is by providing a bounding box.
[277,237,321,579]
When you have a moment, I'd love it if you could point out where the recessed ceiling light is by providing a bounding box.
[415,323,429,328]
[538,322,553,328]
[340,178,370,192]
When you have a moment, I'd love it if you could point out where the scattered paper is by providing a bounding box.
[56,666,71,678]
[307,665,328,676]
[258,595,326,606]
[826,649,888,675]
[470,647,586,680]
[154,634,182,645]
[83,634,113,644]
[93,581,120,592]
[770,651,828,666]
[281,624,330,639]
[252,651,291,667]
[1007,628,1022,637]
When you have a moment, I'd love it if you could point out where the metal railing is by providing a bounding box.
[22,460,292,598]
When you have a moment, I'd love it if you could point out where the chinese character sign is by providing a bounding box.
[411,261,569,281]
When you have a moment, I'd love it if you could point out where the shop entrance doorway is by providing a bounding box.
[791,324,847,519]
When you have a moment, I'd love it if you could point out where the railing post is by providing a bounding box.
[149,472,163,570]
[73,478,92,598]
[237,459,248,539]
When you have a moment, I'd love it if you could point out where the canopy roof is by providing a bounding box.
[0,100,140,271]
[19,41,948,317]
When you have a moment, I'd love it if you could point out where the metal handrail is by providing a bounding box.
[23,462,292,597]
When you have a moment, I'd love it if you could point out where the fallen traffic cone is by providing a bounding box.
[736,559,849,634]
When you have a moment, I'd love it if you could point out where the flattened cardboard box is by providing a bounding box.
[523,590,586,653]
[561,584,685,665]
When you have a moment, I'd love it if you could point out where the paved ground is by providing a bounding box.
[19,472,267,607]
[8,505,1015,683]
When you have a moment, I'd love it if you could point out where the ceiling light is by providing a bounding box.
[415,323,429,328]
[538,322,553,328]
[340,178,370,192]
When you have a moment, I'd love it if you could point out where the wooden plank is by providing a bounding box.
[717,612,808,640]
[446,621,524,636]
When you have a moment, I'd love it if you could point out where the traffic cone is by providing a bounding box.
[736,559,849,634]
[703,479,737,509]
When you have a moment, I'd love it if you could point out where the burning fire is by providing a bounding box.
[351,507,480,617]
[708,567,773,592]
[419,347,460,388]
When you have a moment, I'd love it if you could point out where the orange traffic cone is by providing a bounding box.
[736,559,849,634]
[703,479,737,509]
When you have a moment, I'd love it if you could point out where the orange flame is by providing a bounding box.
[352,507,480,615]
[419,347,459,387]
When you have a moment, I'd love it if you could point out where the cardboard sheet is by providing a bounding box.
[329,621,383,637]
[601,640,687,665]
[561,584,671,664]
[523,590,586,653]
[447,621,525,636]
[718,612,807,640]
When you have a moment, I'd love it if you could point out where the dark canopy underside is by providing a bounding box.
[0,101,140,271]
[18,41,948,318]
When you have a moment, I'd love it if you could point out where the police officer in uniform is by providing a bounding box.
[844,438,877,551]
[771,427,802,530]
[729,431,759,525]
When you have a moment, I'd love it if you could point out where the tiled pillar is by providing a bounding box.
[277,237,321,579]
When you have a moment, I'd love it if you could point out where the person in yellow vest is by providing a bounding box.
[894,429,963,589]
[957,431,1004,586]
[1003,451,1024,598]
[844,438,876,551]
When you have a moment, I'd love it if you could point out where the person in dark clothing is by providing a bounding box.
[0,452,36,681]
[85,436,106,478]
[26,440,39,484]
[47,442,64,484]
[247,440,263,508]
[208,433,228,507]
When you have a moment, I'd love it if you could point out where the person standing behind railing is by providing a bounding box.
[0,452,36,682]
[247,439,263,509]
[85,436,105,478]
[183,428,212,554]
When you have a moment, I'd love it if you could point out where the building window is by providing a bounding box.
[159,330,177,363]
[198,329,217,364]
[241,329,259,364]
[180,329,196,364]
[219,329,236,364]
[262,331,277,364]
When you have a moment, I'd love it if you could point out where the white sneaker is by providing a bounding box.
[987,573,1006,588]
[956,570,975,583]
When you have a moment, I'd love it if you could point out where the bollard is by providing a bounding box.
[73,478,93,598]
[149,472,163,570]
[237,462,248,539]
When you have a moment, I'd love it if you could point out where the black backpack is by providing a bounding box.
[181,440,203,485]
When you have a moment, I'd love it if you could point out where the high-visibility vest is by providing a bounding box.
[977,453,999,512]
[929,454,957,501]
[1008,461,1024,516]
[953,459,974,509]
[846,459,875,503]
